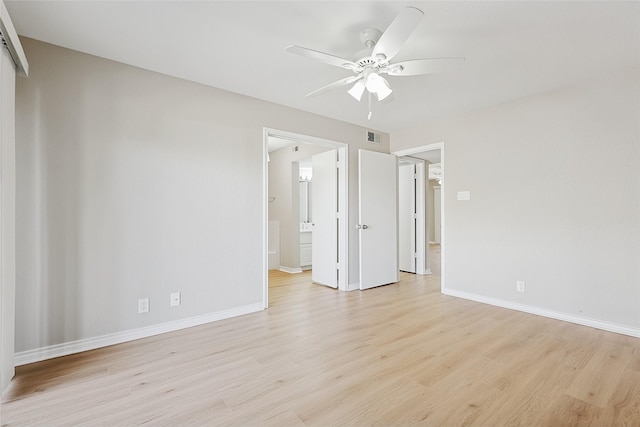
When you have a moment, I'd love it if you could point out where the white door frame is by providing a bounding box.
[263,128,349,308]
[392,142,445,290]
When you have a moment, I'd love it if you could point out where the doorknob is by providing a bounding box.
[356,224,368,230]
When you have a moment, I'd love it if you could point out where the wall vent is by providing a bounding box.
[366,131,381,144]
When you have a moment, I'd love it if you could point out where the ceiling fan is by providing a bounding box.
[287,6,464,111]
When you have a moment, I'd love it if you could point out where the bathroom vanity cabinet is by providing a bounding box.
[300,231,312,270]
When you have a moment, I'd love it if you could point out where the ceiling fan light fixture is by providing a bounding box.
[375,77,392,101]
[365,72,383,93]
[364,72,392,100]
[347,80,366,101]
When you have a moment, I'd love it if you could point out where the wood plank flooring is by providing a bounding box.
[2,248,639,425]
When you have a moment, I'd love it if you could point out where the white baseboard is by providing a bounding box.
[442,288,640,338]
[279,266,303,274]
[348,282,360,291]
[14,302,264,366]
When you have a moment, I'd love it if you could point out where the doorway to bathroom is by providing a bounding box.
[263,128,348,308]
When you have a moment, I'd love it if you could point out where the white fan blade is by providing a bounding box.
[372,7,424,62]
[306,76,361,98]
[287,45,357,69]
[387,58,465,76]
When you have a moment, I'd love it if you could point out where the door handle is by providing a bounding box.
[356,224,368,230]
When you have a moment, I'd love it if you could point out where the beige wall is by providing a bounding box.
[15,38,389,356]
[392,71,640,331]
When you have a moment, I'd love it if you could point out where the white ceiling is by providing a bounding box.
[6,1,639,133]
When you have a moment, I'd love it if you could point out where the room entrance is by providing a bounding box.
[263,128,348,307]
[393,143,445,286]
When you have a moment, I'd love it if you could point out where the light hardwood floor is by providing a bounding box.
[2,247,639,426]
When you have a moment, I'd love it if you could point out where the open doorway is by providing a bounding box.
[392,143,445,290]
[263,129,348,308]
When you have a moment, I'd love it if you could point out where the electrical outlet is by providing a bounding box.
[170,292,181,307]
[516,281,526,293]
[138,298,150,313]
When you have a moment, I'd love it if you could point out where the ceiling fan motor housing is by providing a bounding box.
[355,55,377,69]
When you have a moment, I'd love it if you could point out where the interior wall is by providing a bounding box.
[391,71,640,331]
[15,38,389,356]
[268,143,329,271]
[1,43,17,392]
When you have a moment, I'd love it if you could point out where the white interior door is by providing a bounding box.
[359,150,398,290]
[398,163,416,273]
[312,150,337,288]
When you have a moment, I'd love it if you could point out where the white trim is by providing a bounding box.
[262,128,269,309]
[14,303,264,366]
[279,266,303,274]
[347,282,360,291]
[392,142,444,159]
[0,1,28,76]
[443,288,640,338]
